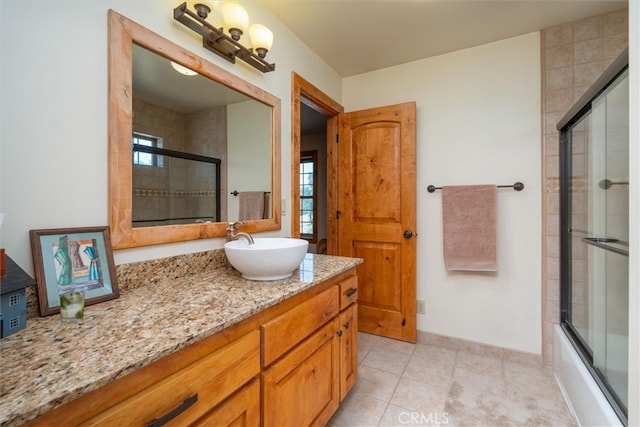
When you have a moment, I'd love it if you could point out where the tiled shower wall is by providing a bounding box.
[541,10,628,364]
[132,100,227,224]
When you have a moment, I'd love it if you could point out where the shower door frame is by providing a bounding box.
[558,49,629,425]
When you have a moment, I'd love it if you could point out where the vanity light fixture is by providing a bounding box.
[170,61,199,76]
[173,1,275,73]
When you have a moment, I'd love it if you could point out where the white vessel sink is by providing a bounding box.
[224,237,309,281]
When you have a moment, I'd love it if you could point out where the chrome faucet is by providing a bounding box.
[226,221,255,245]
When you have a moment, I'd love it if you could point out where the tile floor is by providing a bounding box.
[329,332,574,427]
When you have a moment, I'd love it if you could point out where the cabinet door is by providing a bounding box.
[262,320,340,427]
[339,303,358,401]
[190,379,260,427]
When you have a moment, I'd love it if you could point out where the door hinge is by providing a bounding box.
[336,210,341,220]
[336,133,339,143]
[402,318,406,326]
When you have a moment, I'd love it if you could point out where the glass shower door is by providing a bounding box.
[561,67,629,420]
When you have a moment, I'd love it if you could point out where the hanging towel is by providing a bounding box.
[442,185,497,272]
[239,191,267,220]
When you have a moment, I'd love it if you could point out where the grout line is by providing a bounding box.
[368,335,417,426]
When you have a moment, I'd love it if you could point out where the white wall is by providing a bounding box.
[0,1,342,269]
[343,33,542,353]
[227,100,272,221]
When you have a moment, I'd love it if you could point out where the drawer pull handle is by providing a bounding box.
[337,329,343,337]
[147,393,198,427]
[343,321,350,329]
[345,287,357,298]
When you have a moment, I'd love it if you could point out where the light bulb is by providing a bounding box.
[222,1,249,40]
[187,1,214,19]
[249,24,273,58]
[171,61,198,76]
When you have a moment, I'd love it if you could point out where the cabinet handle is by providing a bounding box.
[343,321,350,329]
[345,287,357,298]
[337,330,343,337]
[147,393,198,427]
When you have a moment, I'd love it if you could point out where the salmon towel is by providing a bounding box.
[442,185,497,271]
[239,191,267,220]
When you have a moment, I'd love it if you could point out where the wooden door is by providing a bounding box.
[337,102,417,343]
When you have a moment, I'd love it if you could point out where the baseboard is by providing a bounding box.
[417,329,543,366]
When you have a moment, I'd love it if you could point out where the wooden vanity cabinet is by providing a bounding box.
[261,272,359,426]
[26,327,261,427]
[26,268,358,427]
[82,330,260,426]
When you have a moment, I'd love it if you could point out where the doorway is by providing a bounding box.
[291,73,417,343]
[299,104,328,253]
[290,73,343,255]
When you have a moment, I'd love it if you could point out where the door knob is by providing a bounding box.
[403,230,413,239]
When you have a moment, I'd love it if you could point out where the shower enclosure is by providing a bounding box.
[558,50,629,424]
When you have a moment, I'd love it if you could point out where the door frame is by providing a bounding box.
[291,72,343,254]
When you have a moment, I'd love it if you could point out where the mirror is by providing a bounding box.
[108,10,281,249]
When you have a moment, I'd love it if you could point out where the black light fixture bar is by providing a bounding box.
[173,2,275,73]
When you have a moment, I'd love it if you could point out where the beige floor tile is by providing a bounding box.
[332,333,574,427]
[444,380,513,426]
[504,360,565,402]
[328,390,387,427]
[390,377,448,415]
[404,344,456,388]
[380,403,450,426]
[358,331,382,352]
[358,331,381,363]
[500,392,574,427]
[454,350,504,380]
[376,336,418,356]
[353,364,402,401]
[362,345,412,376]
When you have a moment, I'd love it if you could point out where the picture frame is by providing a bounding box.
[30,226,120,316]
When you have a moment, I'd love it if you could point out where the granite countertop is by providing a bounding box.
[0,253,362,426]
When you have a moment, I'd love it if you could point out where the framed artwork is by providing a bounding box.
[30,226,119,316]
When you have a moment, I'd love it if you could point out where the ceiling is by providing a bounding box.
[260,0,627,78]
[133,44,252,113]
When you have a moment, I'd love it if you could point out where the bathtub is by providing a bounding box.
[553,324,623,426]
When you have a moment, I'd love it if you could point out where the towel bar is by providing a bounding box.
[427,182,524,193]
[598,179,628,190]
[231,191,271,196]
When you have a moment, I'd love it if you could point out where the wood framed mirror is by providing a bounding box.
[108,10,281,249]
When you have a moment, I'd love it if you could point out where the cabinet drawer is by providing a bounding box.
[338,274,358,311]
[82,330,260,427]
[262,286,339,366]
